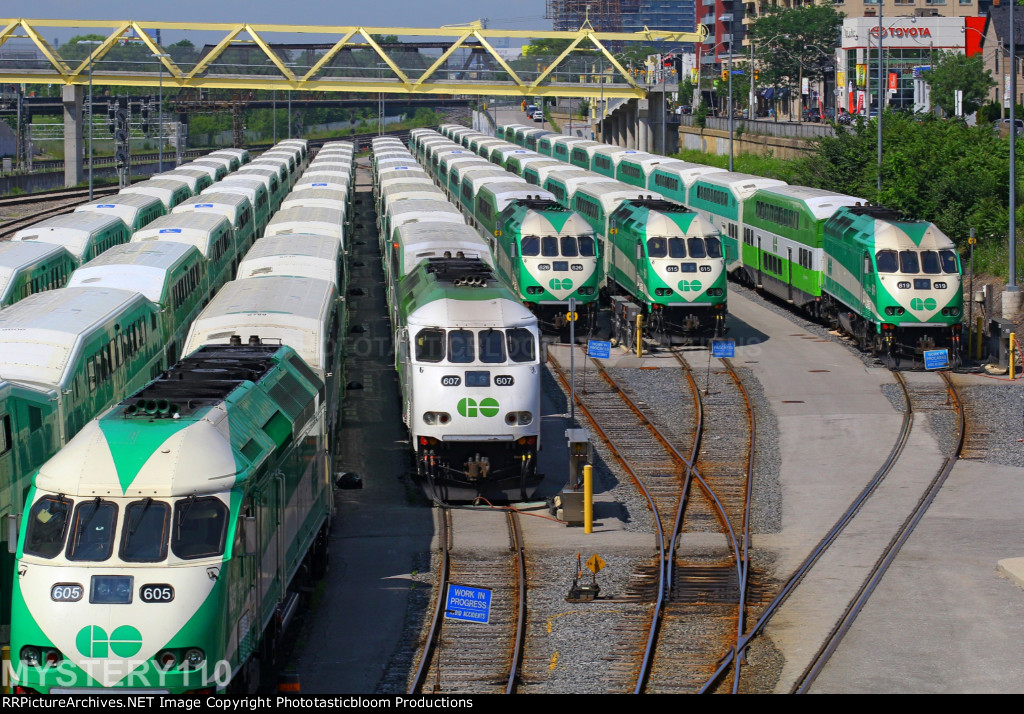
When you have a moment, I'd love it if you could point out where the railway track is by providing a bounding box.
[700,369,965,693]
[0,187,120,239]
[546,345,756,693]
[410,507,527,694]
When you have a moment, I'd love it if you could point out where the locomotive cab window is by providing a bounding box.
[706,236,722,258]
[415,329,445,363]
[521,237,540,256]
[899,251,920,274]
[940,250,958,274]
[875,250,898,273]
[647,238,668,258]
[687,238,707,259]
[66,498,118,562]
[920,251,942,275]
[171,496,228,560]
[668,238,688,258]
[578,236,596,257]
[24,494,73,559]
[541,237,559,257]
[120,498,170,562]
[479,329,506,363]
[507,329,536,363]
[560,237,579,257]
[448,330,475,363]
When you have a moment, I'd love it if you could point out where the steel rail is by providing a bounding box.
[506,511,526,695]
[548,347,745,693]
[672,350,755,693]
[409,506,451,694]
[699,369,918,692]
[792,371,965,692]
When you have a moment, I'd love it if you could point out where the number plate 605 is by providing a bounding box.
[140,584,175,603]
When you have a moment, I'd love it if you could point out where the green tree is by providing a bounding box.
[921,50,996,118]
[748,3,844,110]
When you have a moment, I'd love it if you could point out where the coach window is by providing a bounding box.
[898,250,920,274]
[24,495,72,559]
[479,329,506,363]
[507,329,536,363]
[875,250,898,273]
[120,499,170,562]
[415,329,445,363]
[448,330,475,364]
[541,237,559,257]
[66,498,118,562]
[520,236,540,256]
[171,496,228,560]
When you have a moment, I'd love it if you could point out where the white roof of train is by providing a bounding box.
[184,276,337,374]
[0,287,152,388]
[66,241,198,304]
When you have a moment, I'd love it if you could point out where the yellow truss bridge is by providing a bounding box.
[0,18,707,99]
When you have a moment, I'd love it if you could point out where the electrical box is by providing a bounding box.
[565,428,590,490]
[989,318,1014,367]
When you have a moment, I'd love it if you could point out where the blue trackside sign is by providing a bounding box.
[711,339,736,358]
[923,348,949,370]
[445,584,492,624]
[587,340,611,359]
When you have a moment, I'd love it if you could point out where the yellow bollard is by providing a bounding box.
[976,316,983,361]
[583,465,593,534]
[635,314,643,358]
[1012,333,1018,380]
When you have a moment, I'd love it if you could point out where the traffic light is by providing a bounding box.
[663,54,673,68]
[722,69,728,82]
[107,103,116,134]
[754,70,760,81]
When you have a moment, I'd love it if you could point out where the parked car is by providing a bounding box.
[526,103,539,118]
[804,107,822,122]
[996,118,1024,137]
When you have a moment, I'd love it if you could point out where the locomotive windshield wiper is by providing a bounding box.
[76,497,102,539]
[128,497,153,538]
[177,494,197,528]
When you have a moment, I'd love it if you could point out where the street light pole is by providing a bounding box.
[720,12,735,171]
[877,0,884,199]
[88,59,94,200]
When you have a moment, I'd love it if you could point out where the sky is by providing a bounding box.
[10,1,555,46]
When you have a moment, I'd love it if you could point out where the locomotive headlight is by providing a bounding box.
[949,307,960,316]
[885,306,896,316]
[896,307,905,315]
[44,649,62,667]
[20,646,40,667]
[184,648,205,669]
[517,411,533,426]
[158,650,178,670]
[505,412,517,425]
[423,412,437,425]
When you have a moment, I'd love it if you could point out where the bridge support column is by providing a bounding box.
[63,85,84,188]
[637,99,650,153]
[617,109,627,147]
[626,101,637,149]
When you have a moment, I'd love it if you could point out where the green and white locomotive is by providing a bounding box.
[822,205,964,366]
[608,199,727,342]
[491,198,600,334]
[10,342,331,694]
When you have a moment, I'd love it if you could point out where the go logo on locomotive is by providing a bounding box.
[549,278,573,290]
[677,279,702,292]
[76,625,143,658]
[458,397,500,417]
[910,297,937,311]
